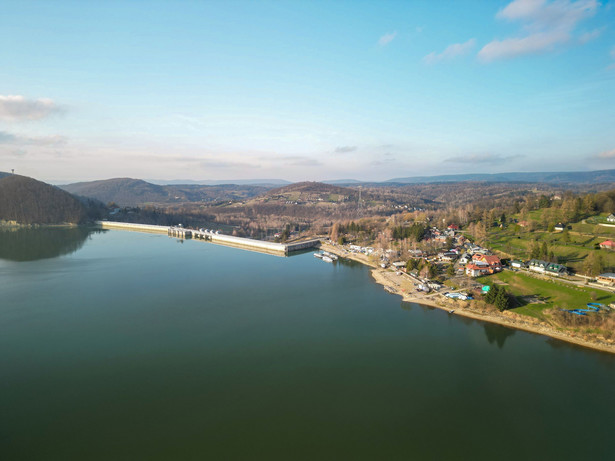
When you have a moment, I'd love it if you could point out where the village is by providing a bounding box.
[325,222,615,306]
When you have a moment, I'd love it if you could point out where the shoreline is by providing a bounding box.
[320,243,615,355]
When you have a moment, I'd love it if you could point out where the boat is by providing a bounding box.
[314,252,323,259]
[448,310,455,314]
[322,256,333,263]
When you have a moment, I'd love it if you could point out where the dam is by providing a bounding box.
[97,221,320,256]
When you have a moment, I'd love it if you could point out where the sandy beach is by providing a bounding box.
[320,243,615,355]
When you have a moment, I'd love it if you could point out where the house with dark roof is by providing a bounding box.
[528,259,549,273]
[607,214,615,223]
[545,263,567,276]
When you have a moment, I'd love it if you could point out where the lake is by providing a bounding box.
[1,228,614,460]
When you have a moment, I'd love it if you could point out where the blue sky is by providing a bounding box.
[1,0,614,182]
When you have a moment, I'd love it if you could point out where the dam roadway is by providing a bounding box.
[97,221,320,256]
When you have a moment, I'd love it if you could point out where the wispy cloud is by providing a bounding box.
[284,156,323,167]
[370,153,397,166]
[378,31,397,46]
[0,95,65,122]
[0,130,67,146]
[578,28,602,44]
[445,153,524,164]
[334,145,357,154]
[423,39,476,64]
[594,148,615,159]
[478,0,598,62]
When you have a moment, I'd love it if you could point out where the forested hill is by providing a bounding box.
[0,174,93,224]
[60,177,272,206]
[61,178,172,206]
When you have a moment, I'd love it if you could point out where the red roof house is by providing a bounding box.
[600,240,615,250]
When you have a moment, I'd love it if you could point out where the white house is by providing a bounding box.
[528,259,548,273]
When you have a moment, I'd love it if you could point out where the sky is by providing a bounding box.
[1,0,615,183]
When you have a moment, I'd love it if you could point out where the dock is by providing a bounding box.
[97,221,320,256]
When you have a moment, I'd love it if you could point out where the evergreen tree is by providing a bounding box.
[494,288,510,311]
[484,284,498,304]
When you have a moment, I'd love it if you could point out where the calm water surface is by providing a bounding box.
[1,228,614,460]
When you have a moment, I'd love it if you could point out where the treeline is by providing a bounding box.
[392,223,427,241]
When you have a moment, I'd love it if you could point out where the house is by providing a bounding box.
[465,264,490,277]
[510,260,525,269]
[473,254,502,272]
[599,240,615,250]
[554,223,565,231]
[545,263,567,276]
[528,259,549,273]
[597,273,615,286]
[607,214,615,223]
[439,252,458,262]
[459,253,471,265]
[447,224,459,231]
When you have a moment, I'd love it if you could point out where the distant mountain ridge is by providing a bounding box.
[387,169,615,184]
[60,177,274,207]
[147,178,292,186]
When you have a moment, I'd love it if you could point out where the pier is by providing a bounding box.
[97,221,320,256]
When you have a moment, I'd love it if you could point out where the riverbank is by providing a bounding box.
[320,242,615,355]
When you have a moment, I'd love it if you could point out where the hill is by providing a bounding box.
[60,178,274,207]
[0,174,93,225]
[147,178,291,186]
[387,169,615,185]
[61,178,173,206]
[261,181,358,203]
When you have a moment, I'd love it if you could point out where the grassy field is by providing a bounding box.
[477,271,615,321]
[485,213,615,273]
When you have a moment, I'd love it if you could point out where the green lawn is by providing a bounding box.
[477,271,615,321]
[484,215,615,272]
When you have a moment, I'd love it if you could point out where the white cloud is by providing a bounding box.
[479,0,598,61]
[0,95,64,122]
[0,130,67,146]
[595,148,615,159]
[378,31,397,46]
[423,39,476,64]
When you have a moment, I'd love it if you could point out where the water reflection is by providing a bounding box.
[0,226,103,262]
[483,323,516,349]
